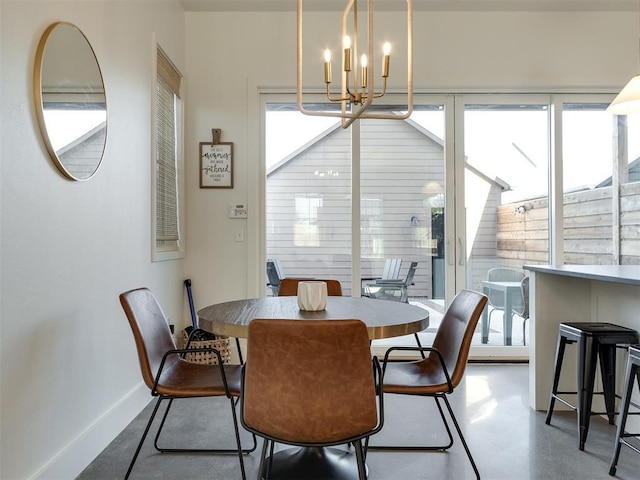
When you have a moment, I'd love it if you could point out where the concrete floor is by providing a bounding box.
[76,363,640,479]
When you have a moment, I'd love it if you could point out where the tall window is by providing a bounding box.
[152,47,184,260]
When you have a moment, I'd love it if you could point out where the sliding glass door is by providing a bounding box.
[264,96,453,305]
[358,102,451,354]
[264,102,352,291]
[262,92,626,358]
[459,96,550,354]
[359,105,448,301]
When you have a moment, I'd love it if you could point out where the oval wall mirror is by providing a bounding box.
[34,22,107,181]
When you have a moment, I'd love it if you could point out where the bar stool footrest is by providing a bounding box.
[620,439,640,455]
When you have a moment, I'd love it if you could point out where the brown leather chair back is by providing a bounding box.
[242,318,377,444]
[277,278,343,297]
[429,289,488,389]
[120,288,177,390]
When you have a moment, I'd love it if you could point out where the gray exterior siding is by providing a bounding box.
[267,119,504,299]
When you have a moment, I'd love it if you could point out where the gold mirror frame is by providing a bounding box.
[34,22,107,181]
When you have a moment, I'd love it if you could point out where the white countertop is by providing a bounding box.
[524,264,640,286]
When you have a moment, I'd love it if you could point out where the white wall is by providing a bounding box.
[183,8,637,304]
[0,1,185,478]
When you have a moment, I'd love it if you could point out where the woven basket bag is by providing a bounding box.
[181,327,231,365]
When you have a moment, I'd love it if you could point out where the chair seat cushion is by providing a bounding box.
[156,360,242,397]
[383,360,450,395]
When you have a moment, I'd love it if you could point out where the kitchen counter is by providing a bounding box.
[525,264,640,286]
[524,264,640,410]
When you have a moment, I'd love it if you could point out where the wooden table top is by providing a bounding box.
[198,296,430,340]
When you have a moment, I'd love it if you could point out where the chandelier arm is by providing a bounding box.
[342,0,357,103]
[326,79,354,102]
[370,77,388,99]
[341,108,367,128]
[366,0,374,105]
[356,110,412,120]
[327,93,355,103]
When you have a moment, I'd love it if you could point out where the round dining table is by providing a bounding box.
[197,296,429,480]
[197,295,429,340]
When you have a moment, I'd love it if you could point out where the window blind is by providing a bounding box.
[155,49,181,250]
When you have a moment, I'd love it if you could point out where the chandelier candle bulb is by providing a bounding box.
[382,42,390,77]
[343,35,351,72]
[360,54,368,88]
[323,49,332,84]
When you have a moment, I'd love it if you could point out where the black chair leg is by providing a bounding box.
[546,335,568,425]
[256,439,269,480]
[153,397,175,451]
[353,439,368,480]
[265,440,276,479]
[367,395,454,451]
[578,336,598,450]
[414,333,426,359]
[229,396,248,480]
[441,394,481,480]
[433,396,455,450]
[125,396,165,480]
[609,362,640,476]
[154,397,256,455]
[235,337,244,364]
[598,345,617,425]
[130,395,253,480]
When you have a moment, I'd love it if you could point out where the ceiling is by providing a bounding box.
[181,0,638,13]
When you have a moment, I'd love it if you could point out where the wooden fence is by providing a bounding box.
[497,182,640,266]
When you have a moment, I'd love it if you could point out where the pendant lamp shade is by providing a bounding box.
[607,74,640,115]
[608,0,640,115]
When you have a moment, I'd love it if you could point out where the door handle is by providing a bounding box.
[458,237,464,266]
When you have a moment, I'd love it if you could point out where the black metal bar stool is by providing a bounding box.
[609,345,640,476]
[545,322,639,450]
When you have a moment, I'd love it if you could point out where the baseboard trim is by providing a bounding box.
[33,383,150,480]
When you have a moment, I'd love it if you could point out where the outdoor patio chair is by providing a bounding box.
[368,261,418,303]
[266,258,285,296]
[512,276,530,345]
[362,258,402,297]
[484,267,525,343]
[368,261,423,355]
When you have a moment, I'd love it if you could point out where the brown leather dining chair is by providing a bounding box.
[241,318,383,480]
[119,287,255,480]
[277,278,343,297]
[369,289,488,480]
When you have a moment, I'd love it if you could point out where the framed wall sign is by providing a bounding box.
[199,142,233,188]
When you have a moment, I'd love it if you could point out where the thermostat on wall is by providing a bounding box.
[228,203,248,218]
